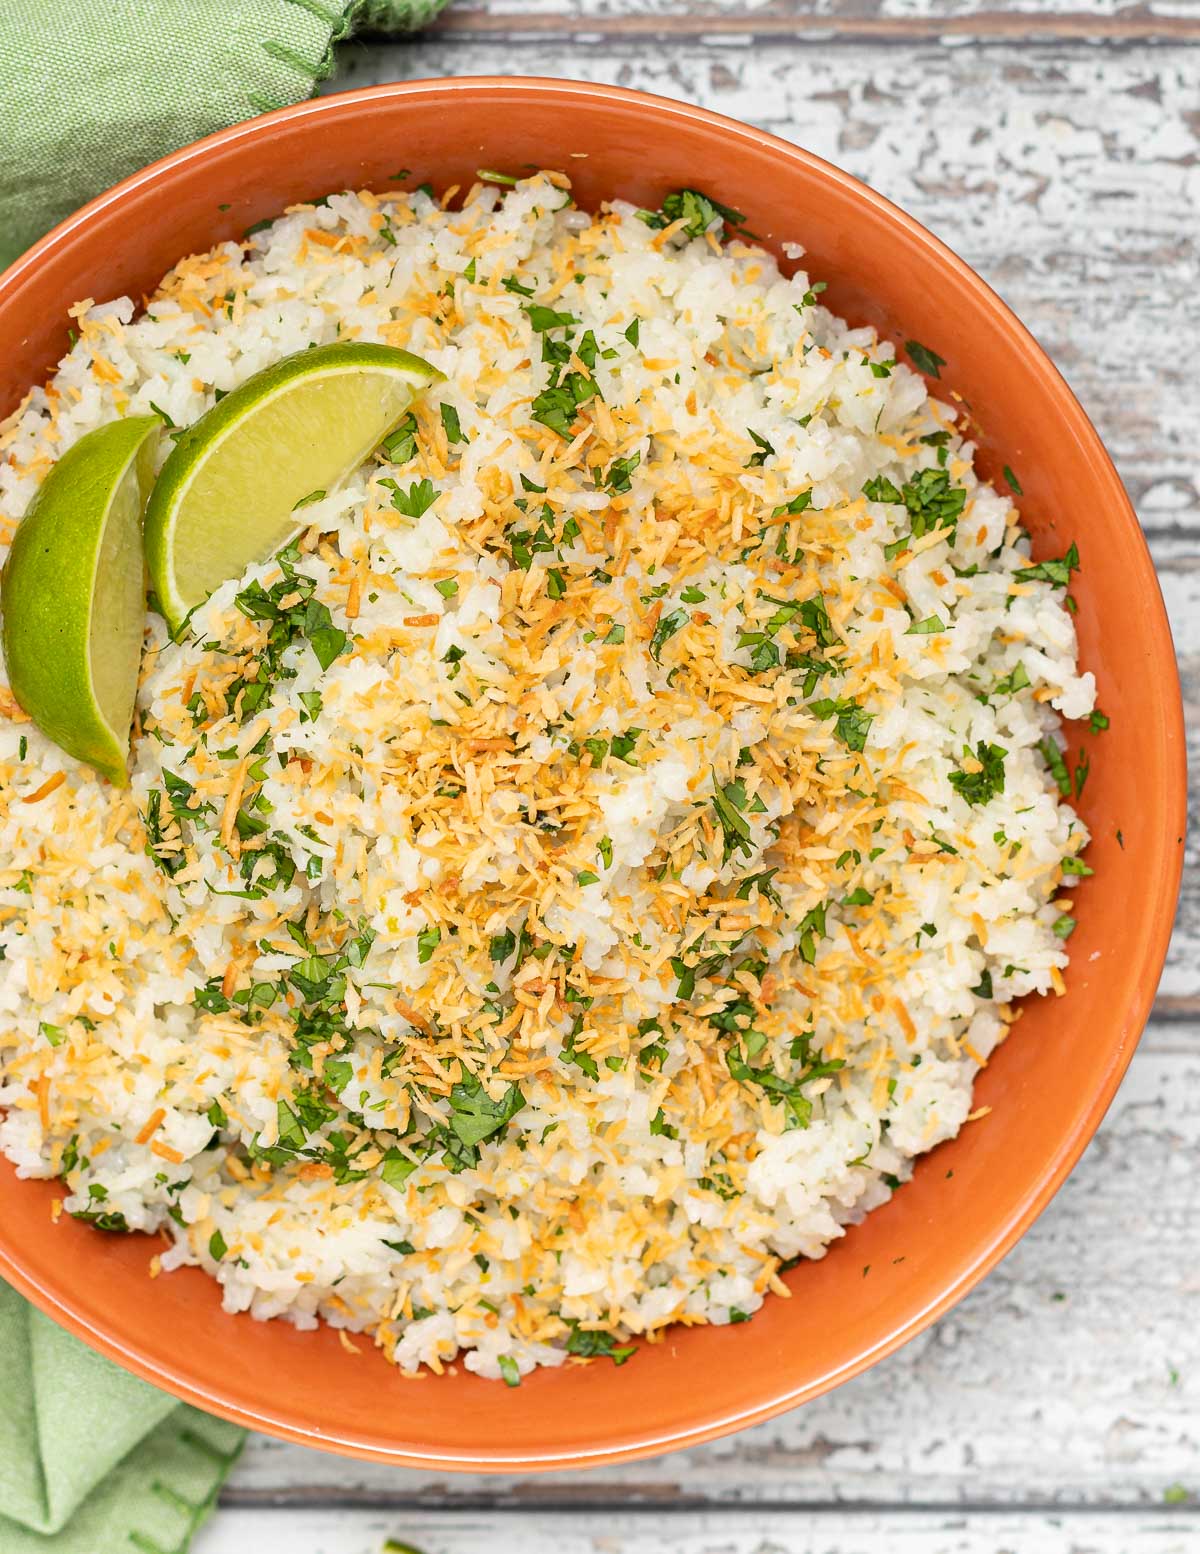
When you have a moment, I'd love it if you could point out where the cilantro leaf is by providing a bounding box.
[1017,541,1079,587]
[440,403,465,444]
[447,1068,525,1149]
[863,476,902,504]
[808,696,874,753]
[599,450,641,493]
[649,607,687,662]
[381,477,437,518]
[638,188,746,239]
[381,411,418,463]
[1039,736,1072,797]
[524,303,577,332]
[564,1320,637,1365]
[905,339,946,377]
[948,742,1007,806]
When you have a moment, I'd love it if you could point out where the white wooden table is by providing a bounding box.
[197,3,1200,1549]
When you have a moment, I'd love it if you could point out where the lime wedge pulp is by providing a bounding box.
[1,416,161,785]
[143,342,443,631]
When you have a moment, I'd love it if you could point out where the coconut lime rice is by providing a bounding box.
[0,173,1096,1380]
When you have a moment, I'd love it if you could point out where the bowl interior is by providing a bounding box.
[0,78,1185,1469]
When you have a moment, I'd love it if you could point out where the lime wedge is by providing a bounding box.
[143,342,443,631]
[1,416,160,785]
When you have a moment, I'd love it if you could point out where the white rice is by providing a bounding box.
[0,174,1095,1380]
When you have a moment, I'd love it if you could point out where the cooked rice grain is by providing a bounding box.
[0,176,1094,1380]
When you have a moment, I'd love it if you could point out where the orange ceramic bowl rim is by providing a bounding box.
[0,77,1186,1471]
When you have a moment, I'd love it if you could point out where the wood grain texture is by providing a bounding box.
[427,7,1200,41]
[195,1506,1200,1554]
[361,0,1200,43]
[220,1039,1200,1508]
[198,29,1200,1551]
[330,40,1199,533]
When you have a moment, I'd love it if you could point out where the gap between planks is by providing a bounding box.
[421,6,1200,42]
[217,1490,1200,1514]
[195,1507,1200,1554]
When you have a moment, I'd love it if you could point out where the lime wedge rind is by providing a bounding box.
[1,416,160,785]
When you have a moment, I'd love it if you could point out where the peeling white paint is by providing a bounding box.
[203,23,1200,1551]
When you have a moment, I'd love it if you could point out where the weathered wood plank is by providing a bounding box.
[182,35,1200,1542]
[1146,539,1197,1004]
[406,0,1200,19]
[330,42,1199,539]
[425,7,1200,41]
[194,1506,1200,1554]
[225,1039,1200,1505]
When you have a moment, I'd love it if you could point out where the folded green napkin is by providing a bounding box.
[0,1282,244,1552]
[0,0,448,271]
[0,6,448,1549]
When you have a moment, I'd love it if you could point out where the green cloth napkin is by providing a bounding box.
[0,6,449,1549]
[0,0,448,270]
[0,1282,245,1552]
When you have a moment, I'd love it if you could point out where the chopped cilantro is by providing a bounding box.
[446,1066,524,1152]
[808,696,874,752]
[383,413,422,459]
[637,188,745,240]
[1017,541,1079,587]
[649,608,687,662]
[561,1028,599,1081]
[747,429,775,467]
[710,776,755,863]
[1038,736,1072,797]
[994,661,1031,697]
[71,1206,129,1233]
[194,979,232,1014]
[440,403,465,444]
[381,1148,420,1188]
[564,1320,637,1364]
[948,742,1007,807]
[381,477,437,518]
[901,467,967,538]
[524,303,577,332]
[772,489,813,518]
[863,475,902,504]
[599,450,641,493]
[905,339,946,377]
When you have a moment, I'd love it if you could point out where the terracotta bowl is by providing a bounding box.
[0,78,1185,1470]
